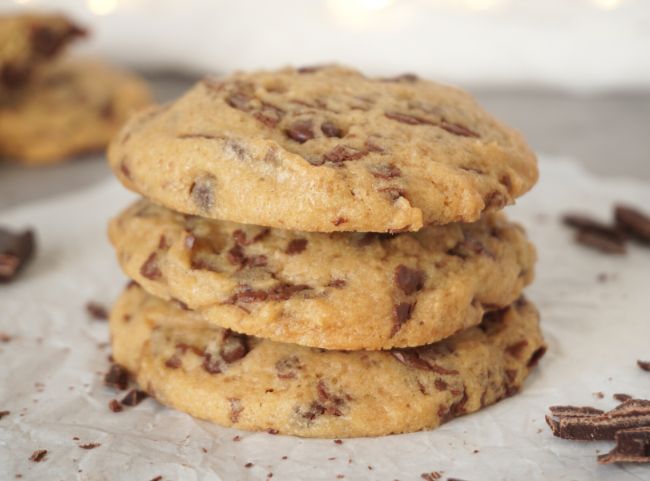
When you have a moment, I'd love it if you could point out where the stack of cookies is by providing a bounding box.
[107,66,546,438]
[0,13,151,165]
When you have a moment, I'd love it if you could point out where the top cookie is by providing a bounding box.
[109,65,538,232]
[0,13,85,91]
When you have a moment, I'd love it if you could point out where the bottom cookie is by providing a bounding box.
[110,284,546,438]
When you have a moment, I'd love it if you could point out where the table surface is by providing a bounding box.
[2,74,649,210]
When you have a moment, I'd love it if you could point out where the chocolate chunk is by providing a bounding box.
[391,350,432,371]
[394,265,425,295]
[164,356,182,369]
[527,346,546,367]
[597,427,650,464]
[29,450,47,462]
[546,399,650,440]
[220,330,249,363]
[439,390,468,422]
[322,145,368,163]
[286,238,308,255]
[254,103,284,128]
[104,364,130,390]
[85,302,108,321]
[548,405,604,417]
[506,340,528,358]
[140,252,162,280]
[189,175,216,212]
[448,239,495,260]
[639,360,650,372]
[0,228,35,283]
[108,399,123,412]
[393,302,414,330]
[267,283,309,301]
[371,164,401,179]
[202,354,224,374]
[120,389,148,407]
[0,410,9,420]
[78,443,100,450]
[150,476,163,481]
[321,121,343,138]
[575,229,626,254]
[226,92,252,111]
[615,205,650,242]
[285,119,315,143]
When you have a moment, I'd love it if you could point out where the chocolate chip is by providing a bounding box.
[394,265,425,295]
[164,356,182,369]
[0,411,10,420]
[85,302,108,321]
[286,238,308,255]
[226,92,253,111]
[527,346,546,367]
[220,330,249,363]
[108,399,123,412]
[385,112,431,126]
[597,427,650,464]
[202,354,224,374]
[392,302,414,336]
[615,205,650,243]
[322,145,368,163]
[439,121,479,138]
[104,364,130,390]
[140,252,162,280]
[189,175,216,212]
[371,164,401,179]
[285,120,315,143]
[29,450,47,462]
[150,476,163,481]
[254,103,284,128]
[638,360,650,372]
[506,340,529,359]
[120,389,148,407]
[0,228,35,283]
[391,350,433,371]
[321,121,343,138]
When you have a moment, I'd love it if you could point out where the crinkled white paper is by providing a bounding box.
[1,158,649,481]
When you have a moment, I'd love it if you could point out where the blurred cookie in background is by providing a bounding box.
[0,13,86,92]
[0,59,151,165]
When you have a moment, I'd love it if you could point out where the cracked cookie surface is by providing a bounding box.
[109,199,535,350]
[0,59,151,165]
[109,65,537,232]
[110,284,546,438]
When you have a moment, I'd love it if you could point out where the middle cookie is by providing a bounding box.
[109,199,535,350]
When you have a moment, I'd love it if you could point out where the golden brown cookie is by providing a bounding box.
[0,13,85,91]
[110,284,546,438]
[108,199,535,350]
[109,65,537,232]
[0,59,151,165]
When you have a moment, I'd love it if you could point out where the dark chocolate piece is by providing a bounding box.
[0,228,35,282]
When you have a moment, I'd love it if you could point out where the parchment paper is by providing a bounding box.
[1,157,649,481]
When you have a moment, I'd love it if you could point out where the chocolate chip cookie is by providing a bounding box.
[108,199,535,350]
[111,284,545,438]
[109,65,537,232]
[0,13,85,92]
[0,59,151,164]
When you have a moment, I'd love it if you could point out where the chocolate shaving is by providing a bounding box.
[0,411,9,420]
[120,389,148,407]
[0,228,35,283]
[322,145,368,163]
[575,229,626,254]
[546,399,650,441]
[85,302,108,321]
[29,450,47,462]
[615,205,650,242]
[78,443,100,450]
[598,427,650,464]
